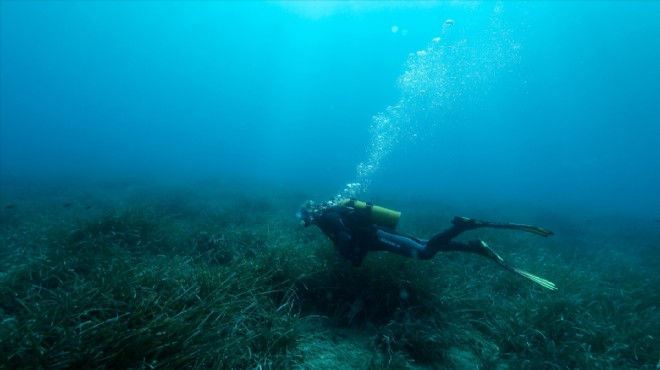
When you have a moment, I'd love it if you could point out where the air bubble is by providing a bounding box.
[343,4,518,199]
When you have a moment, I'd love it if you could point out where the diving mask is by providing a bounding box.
[296,200,318,226]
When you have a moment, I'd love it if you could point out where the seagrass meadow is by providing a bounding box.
[2,1,659,368]
[0,178,658,369]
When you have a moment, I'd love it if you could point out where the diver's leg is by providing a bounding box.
[372,229,435,260]
[424,217,480,246]
[377,228,557,290]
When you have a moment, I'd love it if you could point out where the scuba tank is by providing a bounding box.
[338,199,401,230]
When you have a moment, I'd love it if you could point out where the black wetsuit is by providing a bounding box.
[305,202,557,290]
[311,204,485,266]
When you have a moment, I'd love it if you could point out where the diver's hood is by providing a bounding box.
[296,200,318,226]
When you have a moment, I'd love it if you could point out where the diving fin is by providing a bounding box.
[454,217,554,237]
[500,223,554,237]
[508,266,558,291]
[478,240,557,291]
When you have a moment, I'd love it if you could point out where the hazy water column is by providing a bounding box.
[344,3,519,199]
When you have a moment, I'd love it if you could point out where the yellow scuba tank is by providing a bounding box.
[338,199,401,229]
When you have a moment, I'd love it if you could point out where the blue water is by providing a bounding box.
[2,1,659,218]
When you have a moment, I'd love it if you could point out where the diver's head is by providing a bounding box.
[296,200,321,226]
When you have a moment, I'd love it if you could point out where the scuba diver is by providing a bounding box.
[297,198,557,290]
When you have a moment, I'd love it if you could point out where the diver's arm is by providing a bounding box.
[315,209,367,266]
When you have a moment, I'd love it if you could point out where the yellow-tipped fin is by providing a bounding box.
[479,240,557,290]
[511,267,557,291]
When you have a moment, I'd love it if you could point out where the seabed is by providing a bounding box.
[1,178,658,369]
